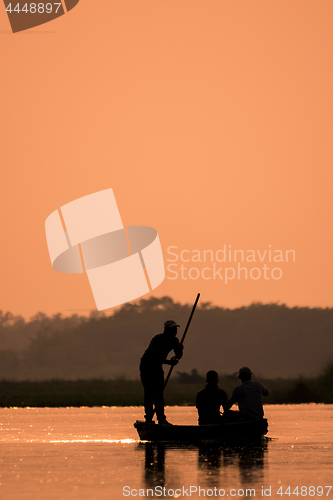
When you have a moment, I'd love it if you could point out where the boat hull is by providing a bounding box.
[134,418,268,444]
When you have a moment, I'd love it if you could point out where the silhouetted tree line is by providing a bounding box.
[0,297,332,380]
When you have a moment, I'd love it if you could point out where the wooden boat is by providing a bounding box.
[134,418,268,444]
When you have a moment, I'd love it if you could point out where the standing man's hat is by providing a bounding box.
[164,320,180,328]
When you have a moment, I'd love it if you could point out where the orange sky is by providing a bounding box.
[1,0,333,319]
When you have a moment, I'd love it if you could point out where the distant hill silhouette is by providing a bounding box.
[0,297,332,380]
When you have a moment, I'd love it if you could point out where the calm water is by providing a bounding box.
[0,405,332,499]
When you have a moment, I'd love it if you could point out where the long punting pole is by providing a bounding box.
[163,293,200,390]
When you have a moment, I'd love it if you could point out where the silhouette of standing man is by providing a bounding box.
[140,320,183,425]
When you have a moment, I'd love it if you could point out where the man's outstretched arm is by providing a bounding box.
[174,344,183,359]
[164,356,179,366]
[225,390,237,411]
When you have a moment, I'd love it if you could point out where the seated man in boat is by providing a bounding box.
[140,320,183,425]
[196,370,228,425]
[224,366,268,421]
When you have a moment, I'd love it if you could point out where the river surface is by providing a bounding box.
[0,405,332,499]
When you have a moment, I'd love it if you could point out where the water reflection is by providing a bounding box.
[221,444,267,485]
[138,441,268,490]
[197,445,223,486]
[143,442,166,488]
